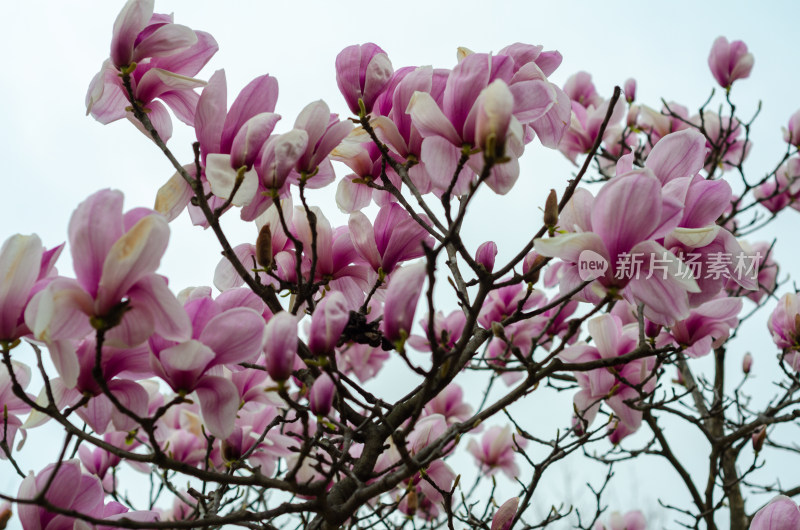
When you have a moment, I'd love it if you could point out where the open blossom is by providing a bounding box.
[708,36,754,89]
[562,315,655,442]
[467,425,527,478]
[24,190,191,388]
[86,0,218,141]
[18,460,157,529]
[768,293,800,371]
[0,234,62,342]
[148,289,266,438]
[658,296,742,358]
[535,167,698,325]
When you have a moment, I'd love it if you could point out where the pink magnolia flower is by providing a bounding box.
[725,241,779,304]
[216,402,293,475]
[381,262,427,344]
[708,36,754,89]
[408,310,468,353]
[309,373,336,417]
[336,43,394,115]
[18,459,157,529]
[561,315,656,442]
[407,52,557,194]
[86,0,218,142]
[476,241,498,272]
[624,78,637,103]
[148,290,267,438]
[78,431,135,492]
[658,296,742,358]
[335,343,389,383]
[698,112,751,172]
[308,292,350,355]
[0,234,62,342]
[783,109,800,146]
[25,190,191,388]
[564,72,602,108]
[397,459,455,520]
[593,510,647,530]
[0,361,34,458]
[263,312,299,382]
[478,282,545,329]
[768,293,800,370]
[423,383,473,425]
[754,158,800,213]
[349,202,434,274]
[535,168,699,325]
[558,94,626,164]
[492,497,519,530]
[750,495,800,530]
[467,425,527,479]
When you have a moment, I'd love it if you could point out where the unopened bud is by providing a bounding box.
[523,252,547,285]
[406,488,418,514]
[543,189,558,227]
[742,352,753,375]
[624,78,637,103]
[255,224,273,268]
[491,321,505,338]
[645,320,661,339]
[752,425,767,453]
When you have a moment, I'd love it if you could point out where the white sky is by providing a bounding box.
[2,1,799,528]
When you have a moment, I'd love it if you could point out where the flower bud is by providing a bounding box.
[264,312,298,382]
[475,79,514,159]
[255,224,273,268]
[308,292,349,355]
[335,43,394,116]
[742,352,753,375]
[492,497,519,530]
[543,189,558,228]
[309,373,336,417]
[645,320,661,339]
[752,425,767,453]
[381,262,426,346]
[624,78,637,103]
[522,252,546,284]
[476,241,498,273]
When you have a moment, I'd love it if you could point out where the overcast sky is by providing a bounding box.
[1,1,799,528]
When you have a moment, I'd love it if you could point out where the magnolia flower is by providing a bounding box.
[708,36,754,89]
[750,495,800,530]
[467,425,527,478]
[86,0,218,141]
[25,190,191,388]
[336,43,394,115]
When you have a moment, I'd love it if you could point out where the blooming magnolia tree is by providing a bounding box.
[2,2,800,529]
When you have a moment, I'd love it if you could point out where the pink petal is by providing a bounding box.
[199,307,266,366]
[69,190,125,297]
[96,214,170,314]
[0,234,43,339]
[110,0,154,67]
[195,375,240,439]
[645,129,707,184]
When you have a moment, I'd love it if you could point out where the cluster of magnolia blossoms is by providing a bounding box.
[4,0,800,527]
